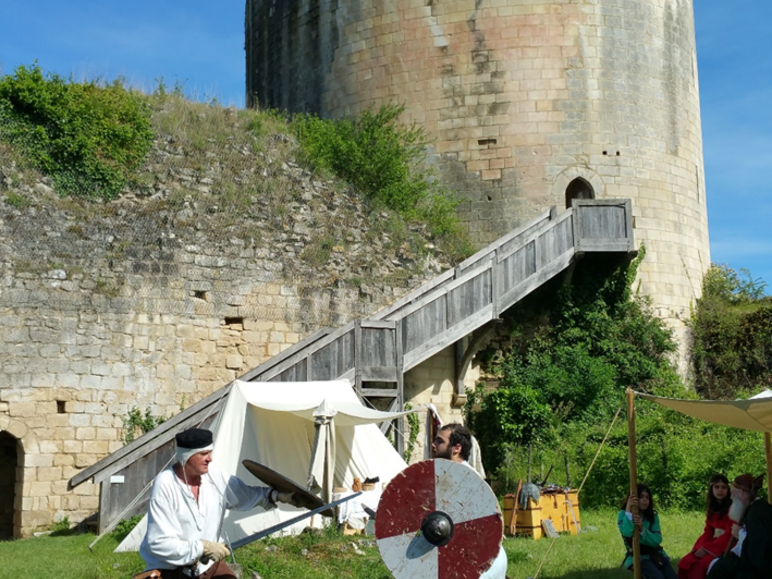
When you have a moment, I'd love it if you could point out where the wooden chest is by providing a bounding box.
[503,490,580,539]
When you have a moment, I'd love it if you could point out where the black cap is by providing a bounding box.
[175,428,213,450]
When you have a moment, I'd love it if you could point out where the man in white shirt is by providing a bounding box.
[432,423,509,579]
[138,428,297,579]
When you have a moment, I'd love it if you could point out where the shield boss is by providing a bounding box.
[375,459,503,579]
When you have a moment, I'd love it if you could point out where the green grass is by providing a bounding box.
[504,509,702,579]
[0,510,704,579]
[0,532,144,579]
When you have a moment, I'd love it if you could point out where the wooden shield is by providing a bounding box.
[241,459,333,517]
[375,460,503,579]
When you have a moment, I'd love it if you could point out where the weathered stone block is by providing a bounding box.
[36,467,63,482]
[9,402,37,417]
[28,481,52,497]
[68,413,92,427]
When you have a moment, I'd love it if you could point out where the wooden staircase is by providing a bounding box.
[68,199,635,532]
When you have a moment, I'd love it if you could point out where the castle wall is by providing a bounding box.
[403,346,480,464]
[0,261,438,535]
[246,0,711,371]
[0,169,449,536]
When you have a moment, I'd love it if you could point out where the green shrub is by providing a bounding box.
[492,404,768,511]
[0,63,153,200]
[5,191,31,208]
[122,406,168,444]
[462,249,771,510]
[702,263,767,304]
[691,264,772,399]
[292,104,462,238]
[468,248,681,472]
[300,235,336,267]
[112,514,144,540]
[50,516,71,535]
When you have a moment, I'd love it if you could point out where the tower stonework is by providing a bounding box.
[246,0,710,372]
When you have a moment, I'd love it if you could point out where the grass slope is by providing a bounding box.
[0,510,705,579]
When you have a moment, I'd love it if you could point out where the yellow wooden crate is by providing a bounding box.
[503,490,580,539]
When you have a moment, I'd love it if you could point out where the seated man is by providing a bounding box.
[139,427,297,579]
[432,423,509,579]
[706,473,772,579]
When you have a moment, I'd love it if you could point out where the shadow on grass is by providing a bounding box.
[555,561,682,579]
[49,527,81,537]
[556,569,629,579]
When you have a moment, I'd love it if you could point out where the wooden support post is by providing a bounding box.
[765,433,772,503]
[97,480,111,535]
[509,479,523,537]
[626,388,642,579]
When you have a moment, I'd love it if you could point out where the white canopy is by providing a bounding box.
[635,389,772,432]
[116,379,414,551]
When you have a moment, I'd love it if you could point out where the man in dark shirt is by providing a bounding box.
[707,473,772,579]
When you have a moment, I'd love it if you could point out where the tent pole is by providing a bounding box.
[765,433,772,503]
[626,388,642,579]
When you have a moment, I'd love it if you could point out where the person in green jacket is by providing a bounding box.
[618,483,678,579]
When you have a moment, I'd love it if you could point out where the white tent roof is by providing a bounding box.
[635,389,772,432]
[117,379,413,551]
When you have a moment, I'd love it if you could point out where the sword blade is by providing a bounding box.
[230,491,363,551]
[224,531,236,565]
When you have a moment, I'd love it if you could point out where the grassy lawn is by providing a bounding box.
[0,509,704,579]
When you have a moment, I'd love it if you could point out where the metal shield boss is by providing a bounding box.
[376,460,503,579]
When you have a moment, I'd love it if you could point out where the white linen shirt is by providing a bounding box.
[140,464,275,574]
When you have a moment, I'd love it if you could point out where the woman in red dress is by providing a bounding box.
[677,474,734,579]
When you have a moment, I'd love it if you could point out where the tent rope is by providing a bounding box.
[577,405,622,495]
[87,475,158,551]
[361,395,413,443]
[529,405,622,579]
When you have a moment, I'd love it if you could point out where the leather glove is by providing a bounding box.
[201,540,231,563]
[276,490,304,508]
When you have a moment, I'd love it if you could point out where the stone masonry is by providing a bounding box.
[0,149,454,537]
[404,345,480,463]
[246,0,711,372]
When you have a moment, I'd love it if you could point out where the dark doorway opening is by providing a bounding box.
[0,431,19,539]
[565,178,594,208]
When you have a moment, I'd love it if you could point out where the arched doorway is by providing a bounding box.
[565,177,594,208]
[0,431,19,539]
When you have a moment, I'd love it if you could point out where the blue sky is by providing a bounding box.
[0,1,769,292]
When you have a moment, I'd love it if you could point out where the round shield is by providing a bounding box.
[375,460,503,579]
[241,459,333,517]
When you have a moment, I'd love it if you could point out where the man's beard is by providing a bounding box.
[433,447,452,460]
[729,496,748,523]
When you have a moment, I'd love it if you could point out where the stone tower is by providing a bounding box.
[245,0,710,368]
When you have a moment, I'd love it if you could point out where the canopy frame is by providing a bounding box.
[626,388,772,578]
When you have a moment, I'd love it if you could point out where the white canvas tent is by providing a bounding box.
[116,379,415,552]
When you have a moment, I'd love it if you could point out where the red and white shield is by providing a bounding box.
[375,460,503,579]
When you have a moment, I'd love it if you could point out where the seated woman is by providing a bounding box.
[678,474,733,579]
[618,483,678,579]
